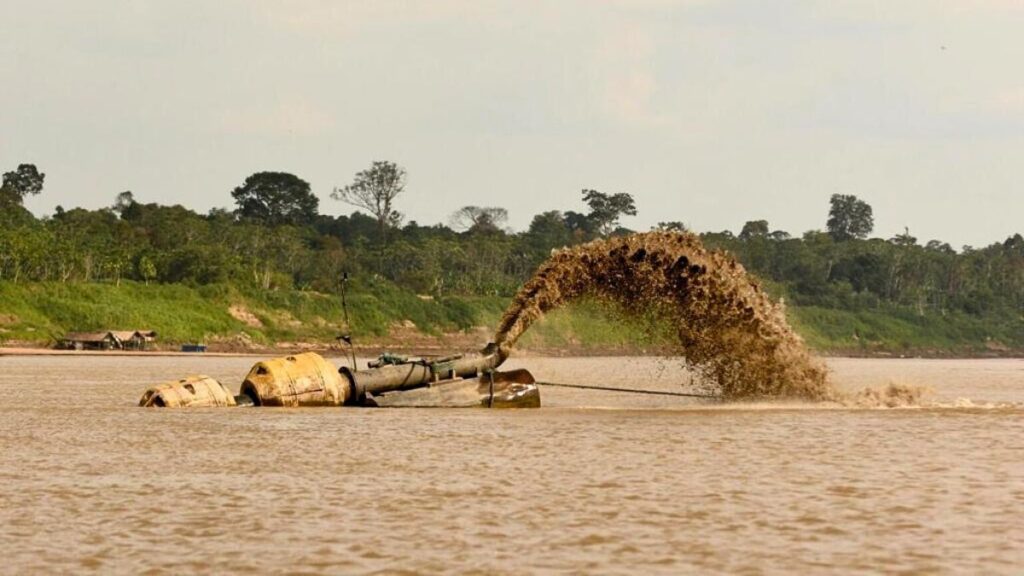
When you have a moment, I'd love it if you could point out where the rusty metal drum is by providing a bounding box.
[239,352,348,407]
[139,375,237,407]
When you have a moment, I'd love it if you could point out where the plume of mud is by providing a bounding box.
[494,231,835,400]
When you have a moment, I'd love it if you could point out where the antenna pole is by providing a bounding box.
[338,272,358,372]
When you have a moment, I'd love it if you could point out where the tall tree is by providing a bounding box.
[826,194,873,241]
[564,210,597,238]
[137,254,157,285]
[450,206,508,234]
[1,164,45,205]
[112,191,136,216]
[890,227,917,247]
[525,210,573,256]
[581,189,636,236]
[332,161,406,244]
[739,220,770,240]
[231,172,319,226]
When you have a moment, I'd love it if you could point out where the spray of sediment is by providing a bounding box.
[494,231,836,400]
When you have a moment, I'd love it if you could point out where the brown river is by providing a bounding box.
[1,355,1022,574]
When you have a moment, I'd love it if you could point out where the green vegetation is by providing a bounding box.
[0,280,508,347]
[0,281,674,352]
[1,161,1022,355]
[788,306,1024,355]
[2,281,1018,355]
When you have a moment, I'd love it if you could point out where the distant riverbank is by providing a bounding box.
[1,281,1022,359]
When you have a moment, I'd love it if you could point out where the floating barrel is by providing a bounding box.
[139,375,237,408]
[239,352,348,407]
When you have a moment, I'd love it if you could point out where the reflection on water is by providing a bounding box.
[0,356,1021,573]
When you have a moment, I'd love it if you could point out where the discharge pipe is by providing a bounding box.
[340,342,508,403]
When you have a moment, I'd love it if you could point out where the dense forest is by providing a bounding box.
[1,161,1023,353]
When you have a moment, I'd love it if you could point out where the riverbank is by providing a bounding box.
[1,281,1022,358]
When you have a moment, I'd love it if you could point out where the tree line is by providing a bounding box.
[1,161,1022,320]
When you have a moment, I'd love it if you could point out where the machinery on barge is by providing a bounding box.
[139,343,541,409]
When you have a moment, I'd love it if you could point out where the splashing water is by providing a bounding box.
[494,231,836,400]
[844,383,931,408]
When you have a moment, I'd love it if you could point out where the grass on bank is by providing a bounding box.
[789,305,1024,354]
[0,280,507,346]
[1,280,1021,355]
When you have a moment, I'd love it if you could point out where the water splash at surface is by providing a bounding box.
[844,383,931,408]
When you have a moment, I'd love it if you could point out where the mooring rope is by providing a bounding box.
[535,381,720,399]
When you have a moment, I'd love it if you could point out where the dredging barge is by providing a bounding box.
[139,342,541,409]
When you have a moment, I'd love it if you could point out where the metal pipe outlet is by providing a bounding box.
[340,342,509,403]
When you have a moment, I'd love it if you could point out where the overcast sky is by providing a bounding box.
[2,1,1022,247]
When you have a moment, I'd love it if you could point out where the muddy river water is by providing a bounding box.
[0,355,1021,574]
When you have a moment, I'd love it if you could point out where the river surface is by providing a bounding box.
[0,355,1021,574]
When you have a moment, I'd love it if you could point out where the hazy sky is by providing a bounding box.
[2,1,1022,247]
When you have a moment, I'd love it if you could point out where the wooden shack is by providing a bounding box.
[59,329,157,351]
[136,330,157,349]
[59,332,118,351]
[110,330,157,350]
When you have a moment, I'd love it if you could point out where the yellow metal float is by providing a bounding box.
[239,352,348,407]
[139,375,237,408]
